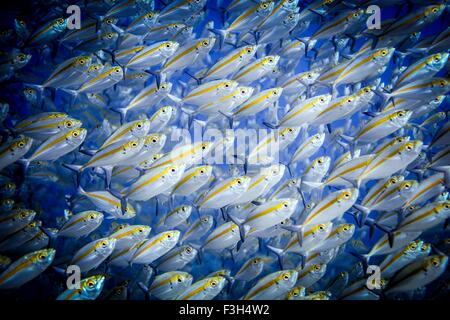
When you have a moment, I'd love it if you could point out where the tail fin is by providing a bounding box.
[282,224,304,247]
[266,245,285,270]
[227,214,246,245]
[62,164,83,187]
[353,204,371,227]
[208,28,228,50]
[110,106,129,125]
[262,121,279,129]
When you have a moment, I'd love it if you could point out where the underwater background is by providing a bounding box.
[0,0,449,300]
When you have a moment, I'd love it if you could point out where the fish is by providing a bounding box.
[0,0,448,302]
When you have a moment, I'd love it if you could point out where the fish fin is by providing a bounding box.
[208,28,228,49]
[166,93,182,105]
[227,213,246,244]
[184,70,202,85]
[110,106,130,125]
[282,224,303,247]
[353,204,371,227]
[79,149,97,156]
[262,121,278,129]
[62,164,83,186]
[218,110,234,129]
[349,252,369,271]
[266,245,285,270]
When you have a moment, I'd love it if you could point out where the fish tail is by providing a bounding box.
[282,224,304,248]
[262,121,278,129]
[349,251,370,271]
[208,28,228,49]
[266,245,285,270]
[110,106,129,125]
[353,204,371,227]
[218,110,234,129]
[227,213,246,246]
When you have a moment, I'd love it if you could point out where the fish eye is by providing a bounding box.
[137,122,142,128]
[262,3,268,8]
[318,159,323,164]
[177,276,183,282]
[152,138,157,143]
[381,50,387,55]
[364,88,370,93]
[439,81,446,87]
[236,179,242,184]
[161,84,167,89]
[343,225,349,231]
[432,7,438,13]
[283,202,289,208]
[225,83,229,87]
[131,142,137,147]
[314,265,321,271]
[319,224,325,230]
[185,246,192,253]
[38,253,46,260]
[167,233,172,239]
[269,58,273,63]
[201,217,208,222]
[246,49,252,53]
[57,18,64,24]
[202,40,209,46]
[211,280,217,287]
[288,128,293,133]
[404,183,411,188]
[252,258,259,265]
[89,214,95,220]
[115,68,120,73]
[406,144,413,150]
[72,131,79,137]
[431,258,440,266]
[282,273,290,280]
[444,204,450,209]
[347,99,352,103]
[200,169,205,174]
[344,192,350,198]
[166,43,171,48]
[101,240,108,247]
[87,280,95,288]
[319,98,324,102]
[18,141,25,148]
[171,167,176,172]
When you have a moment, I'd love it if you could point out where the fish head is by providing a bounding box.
[287,285,306,299]
[130,118,151,137]
[310,156,331,174]
[390,109,413,127]
[181,245,198,260]
[196,37,215,53]
[31,248,56,267]
[424,4,445,20]
[427,52,449,70]
[0,198,14,211]
[309,263,327,277]
[301,70,321,85]
[81,275,106,299]
[83,210,104,225]
[133,225,152,241]
[283,0,299,11]
[196,165,213,179]
[10,135,33,153]
[336,223,355,240]
[309,222,333,240]
[356,85,376,102]
[278,269,298,289]
[109,66,124,81]
[144,133,166,150]
[138,153,164,169]
[337,188,359,204]
[102,32,119,43]
[102,16,119,26]
[436,201,450,219]
[279,126,299,143]
[311,132,326,147]
[372,47,395,66]
[241,45,257,59]
[283,13,300,28]
[263,164,285,180]
[177,205,193,219]
[166,164,186,181]
[262,55,280,70]
[96,237,117,256]
[22,86,38,102]
[198,214,214,231]
[161,230,181,248]
[399,180,419,198]
[431,78,450,93]
[424,255,449,275]
[257,1,275,16]
[59,118,82,131]
[12,52,31,69]
[403,240,424,258]
[230,176,252,192]
[170,272,193,289]
[160,41,180,57]
[156,82,172,95]
[142,12,158,27]
[316,94,332,108]
[419,242,432,257]
[205,276,226,294]
[52,17,67,32]
[400,140,423,157]
[87,63,104,75]
[74,55,92,71]
[65,128,87,147]
[278,198,298,214]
